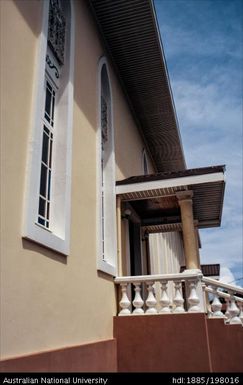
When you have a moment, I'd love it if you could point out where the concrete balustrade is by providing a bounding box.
[202,276,243,325]
[115,271,204,316]
[115,273,243,327]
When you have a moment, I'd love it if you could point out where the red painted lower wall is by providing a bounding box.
[1,316,242,373]
[113,314,243,372]
[114,313,212,372]
[206,318,243,372]
[0,339,117,373]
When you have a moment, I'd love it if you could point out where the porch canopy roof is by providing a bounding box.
[89,0,186,172]
[116,165,225,232]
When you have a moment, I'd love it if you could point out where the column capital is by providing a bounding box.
[176,190,193,203]
[176,190,193,200]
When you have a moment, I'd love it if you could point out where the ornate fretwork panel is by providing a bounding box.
[48,0,66,65]
[101,96,108,144]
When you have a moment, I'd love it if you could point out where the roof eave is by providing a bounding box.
[88,0,186,172]
[116,165,226,230]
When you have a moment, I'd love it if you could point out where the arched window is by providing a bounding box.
[142,148,149,175]
[37,0,66,229]
[97,58,117,275]
[23,0,74,255]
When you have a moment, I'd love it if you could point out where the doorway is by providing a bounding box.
[129,221,142,276]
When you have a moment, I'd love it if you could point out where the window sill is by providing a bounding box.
[97,259,117,276]
[23,222,69,256]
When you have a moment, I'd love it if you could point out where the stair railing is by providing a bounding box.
[202,276,243,325]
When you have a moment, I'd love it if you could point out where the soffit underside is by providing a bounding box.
[89,0,186,172]
[117,166,225,230]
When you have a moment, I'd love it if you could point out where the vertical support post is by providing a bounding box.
[176,191,200,270]
[194,226,201,270]
[116,196,122,276]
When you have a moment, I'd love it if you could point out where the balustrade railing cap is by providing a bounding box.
[205,287,243,303]
[114,272,202,284]
[202,276,243,295]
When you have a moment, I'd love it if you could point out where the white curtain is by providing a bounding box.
[149,232,185,305]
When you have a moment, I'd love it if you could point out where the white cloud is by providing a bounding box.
[160,24,241,61]
[173,78,243,279]
[200,227,242,269]
[173,78,242,239]
[172,79,242,138]
[219,266,235,285]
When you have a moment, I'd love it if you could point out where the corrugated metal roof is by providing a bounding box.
[117,165,225,185]
[89,0,186,172]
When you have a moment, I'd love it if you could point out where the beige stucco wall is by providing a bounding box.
[0,0,154,359]
[114,90,154,179]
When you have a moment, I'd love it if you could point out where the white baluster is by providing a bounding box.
[132,282,144,315]
[159,281,171,314]
[187,279,200,312]
[202,283,208,314]
[238,302,243,325]
[224,298,230,323]
[203,286,213,317]
[118,283,131,316]
[228,295,241,325]
[145,281,157,314]
[211,288,224,317]
[173,281,185,313]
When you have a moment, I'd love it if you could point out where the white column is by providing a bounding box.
[116,196,123,276]
[176,191,199,270]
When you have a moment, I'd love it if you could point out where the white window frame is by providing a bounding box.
[22,0,75,255]
[96,57,117,276]
[37,75,56,230]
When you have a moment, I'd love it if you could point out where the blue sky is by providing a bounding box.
[154,0,243,286]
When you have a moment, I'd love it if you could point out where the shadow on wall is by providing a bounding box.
[13,0,98,133]
[97,270,114,282]
[13,0,42,37]
[13,0,148,181]
[22,239,67,265]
